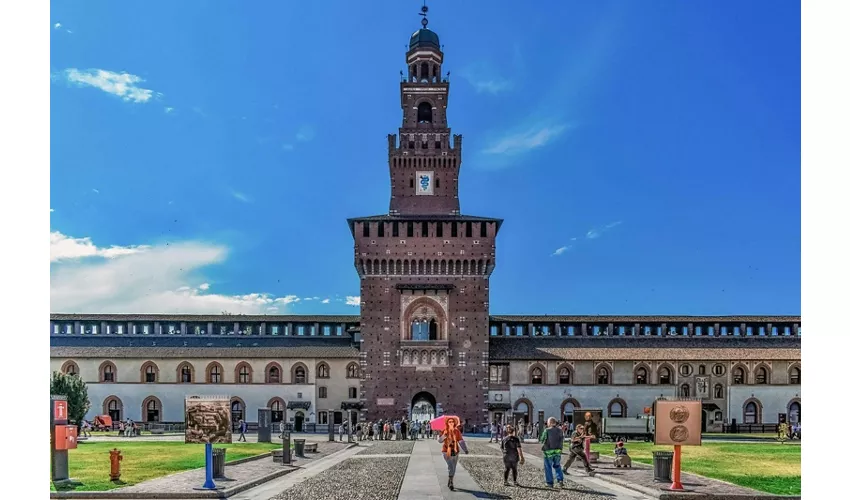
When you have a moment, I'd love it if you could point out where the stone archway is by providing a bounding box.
[411,391,437,423]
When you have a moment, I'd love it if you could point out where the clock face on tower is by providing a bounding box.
[416,171,434,195]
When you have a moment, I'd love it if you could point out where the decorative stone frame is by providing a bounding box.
[102,395,123,421]
[401,295,449,341]
[527,362,547,385]
[61,360,80,376]
[316,362,330,379]
[633,363,651,385]
[607,397,628,418]
[560,398,581,419]
[731,363,749,385]
[139,360,160,383]
[752,363,772,385]
[291,362,309,384]
[742,397,763,424]
[594,362,613,385]
[206,361,224,384]
[555,362,573,385]
[656,362,676,385]
[99,360,117,383]
[513,397,534,417]
[787,363,801,385]
[346,362,360,379]
[176,361,195,383]
[230,396,247,422]
[265,362,283,384]
[141,395,162,422]
[234,361,254,384]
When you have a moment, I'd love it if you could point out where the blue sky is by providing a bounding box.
[49,0,800,315]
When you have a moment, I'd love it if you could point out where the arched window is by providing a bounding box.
[180,364,193,383]
[596,367,610,385]
[268,365,281,384]
[609,401,624,418]
[144,364,157,383]
[681,384,691,398]
[346,363,359,379]
[530,367,543,384]
[429,318,438,340]
[143,397,161,422]
[733,366,746,384]
[231,399,244,424]
[755,366,769,384]
[317,363,329,379]
[417,102,433,123]
[100,362,116,383]
[744,401,759,424]
[270,399,285,423]
[714,383,724,399]
[789,366,800,385]
[207,363,222,384]
[558,367,571,384]
[237,364,251,384]
[635,367,648,385]
[294,366,307,384]
[659,367,672,385]
[789,401,801,424]
[106,397,122,422]
[62,361,79,376]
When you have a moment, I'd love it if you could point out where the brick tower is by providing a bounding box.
[348,7,502,427]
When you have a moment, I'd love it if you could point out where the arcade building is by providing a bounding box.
[49,13,801,434]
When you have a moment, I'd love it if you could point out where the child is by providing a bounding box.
[613,441,632,468]
[500,425,525,486]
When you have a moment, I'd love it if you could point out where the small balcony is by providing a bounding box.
[400,339,449,349]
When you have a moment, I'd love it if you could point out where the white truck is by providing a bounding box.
[601,416,655,442]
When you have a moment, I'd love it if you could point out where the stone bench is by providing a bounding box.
[304,442,318,453]
[150,428,166,434]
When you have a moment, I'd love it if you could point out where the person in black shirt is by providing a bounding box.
[500,425,525,486]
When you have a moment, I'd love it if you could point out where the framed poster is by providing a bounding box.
[185,396,232,444]
[654,400,702,446]
[572,409,603,441]
[416,171,434,195]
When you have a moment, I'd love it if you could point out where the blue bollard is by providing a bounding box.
[202,443,216,489]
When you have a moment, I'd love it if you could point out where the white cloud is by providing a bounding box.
[345,296,361,307]
[551,245,572,257]
[586,229,601,239]
[165,107,174,113]
[469,78,513,95]
[586,220,622,240]
[51,231,150,262]
[231,191,252,203]
[50,231,301,314]
[483,124,567,155]
[321,298,330,304]
[295,126,315,142]
[54,23,62,29]
[92,188,100,194]
[50,208,55,213]
[63,69,158,103]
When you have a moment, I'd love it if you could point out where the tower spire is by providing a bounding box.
[419,2,429,29]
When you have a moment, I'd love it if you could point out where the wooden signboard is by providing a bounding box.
[654,400,702,446]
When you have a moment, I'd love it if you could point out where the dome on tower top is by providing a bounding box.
[409,28,440,51]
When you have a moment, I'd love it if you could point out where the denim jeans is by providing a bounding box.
[443,452,459,476]
[543,453,564,485]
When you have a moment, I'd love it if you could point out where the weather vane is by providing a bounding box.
[419,2,429,29]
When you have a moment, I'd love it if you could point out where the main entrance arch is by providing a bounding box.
[411,391,437,424]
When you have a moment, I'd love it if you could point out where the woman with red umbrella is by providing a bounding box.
[436,416,468,491]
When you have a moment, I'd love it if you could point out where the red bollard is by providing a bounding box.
[584,437,591,458]
[109,448,123,481]
[670,445,683,490]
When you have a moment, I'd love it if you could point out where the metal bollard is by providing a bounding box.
[281,431,291,464]
[109,449,123,481]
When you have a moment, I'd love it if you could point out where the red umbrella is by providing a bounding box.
[429,415,460,432]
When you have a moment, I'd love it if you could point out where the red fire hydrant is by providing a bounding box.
[109,448,123,481]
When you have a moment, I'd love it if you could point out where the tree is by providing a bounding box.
[50,371,90,425]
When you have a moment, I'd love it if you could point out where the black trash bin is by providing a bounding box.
[294,438,306,457]
[212,448,227,479]
[652,451,673,482]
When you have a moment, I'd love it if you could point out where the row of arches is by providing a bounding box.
[392,156,456,169]
[62,360,361,384]
[359,258,491,276]
[409,62,441,84]
[101,395,293,424]
[527,362,801,387]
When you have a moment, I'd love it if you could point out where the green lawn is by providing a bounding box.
[50,441,280,492]
[594,441,800,496]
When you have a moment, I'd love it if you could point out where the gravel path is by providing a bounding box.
[271,456,409,500]
[464,440,507,456]
[461,455,619,499]
[355,440,415,455]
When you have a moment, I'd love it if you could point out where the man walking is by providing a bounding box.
[237,419,247,442]
[563,423,596,476]
[539,417,567,488]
